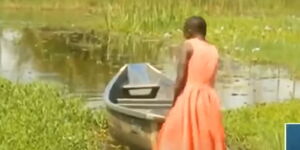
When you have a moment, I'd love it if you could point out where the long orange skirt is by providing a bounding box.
[154,85,226,150]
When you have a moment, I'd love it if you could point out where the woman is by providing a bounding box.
[155,16,226,150]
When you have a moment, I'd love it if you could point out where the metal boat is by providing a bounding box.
[103,63,174,150]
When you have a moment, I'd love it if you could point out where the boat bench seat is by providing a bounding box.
[123,64,160,97]
[118,103,172,109]
[118,98,172,108]
[117,98,172,104]
[123,84,159,90]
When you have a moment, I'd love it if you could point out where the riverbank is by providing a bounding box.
[1,77,299,150]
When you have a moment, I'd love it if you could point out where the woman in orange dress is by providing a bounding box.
[154,16,226,150]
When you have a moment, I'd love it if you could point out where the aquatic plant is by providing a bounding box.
[224,100,300,150]
[0,78,108,150]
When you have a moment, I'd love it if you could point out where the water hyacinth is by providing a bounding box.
[264,25,272,31]
[163,32,172,39]
[224,100,300,150]
[0,79,108,150]
[251,47,261,53]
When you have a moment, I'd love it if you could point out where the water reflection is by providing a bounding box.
[0,28,168,108]
[1,28,300,110]
[216,58,300,109]
[162,53,300,109]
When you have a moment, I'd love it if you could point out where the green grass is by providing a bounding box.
[224,100,300,150]
[0,78,108,150]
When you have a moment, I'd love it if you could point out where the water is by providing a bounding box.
[215,58,300,109]
[1,28,300,110]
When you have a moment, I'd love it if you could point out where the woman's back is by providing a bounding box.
[186,38,219,87]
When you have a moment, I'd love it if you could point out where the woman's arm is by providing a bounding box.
[173,42,193,106]
[209,46,220,87]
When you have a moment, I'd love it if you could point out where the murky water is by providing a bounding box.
[215,58,300,109]
[1,28,300,110]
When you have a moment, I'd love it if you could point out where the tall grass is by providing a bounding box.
[1,0,299,15]
[1,0,299,32]
[0,1,299,74]
[0,78,108,149]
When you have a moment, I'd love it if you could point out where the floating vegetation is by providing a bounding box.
[0,78,110,149]
[224,100,300,150]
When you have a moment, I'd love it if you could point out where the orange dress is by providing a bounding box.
[155,38,226,150]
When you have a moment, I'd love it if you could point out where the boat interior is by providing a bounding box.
[108,64,174,117]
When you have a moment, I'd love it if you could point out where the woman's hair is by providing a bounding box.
[183,16,207,38]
